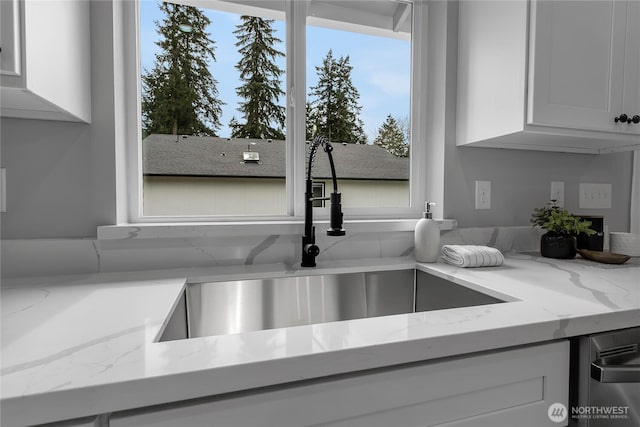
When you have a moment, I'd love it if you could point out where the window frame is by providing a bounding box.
[312,182,326,208]
[123,0,429,226]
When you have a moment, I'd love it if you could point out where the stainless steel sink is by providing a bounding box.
[158,269,510,342]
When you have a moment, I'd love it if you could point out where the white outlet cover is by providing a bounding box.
[475,180,491,210]
[579,183,612,209]
[550,181,564,207]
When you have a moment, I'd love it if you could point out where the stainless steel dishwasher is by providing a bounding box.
[571,327,640,426]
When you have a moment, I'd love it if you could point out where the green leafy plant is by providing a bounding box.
[531,201,596,236]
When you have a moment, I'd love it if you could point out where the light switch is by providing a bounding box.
[579,183,611,209]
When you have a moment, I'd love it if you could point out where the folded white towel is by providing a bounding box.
[441,245,504,267]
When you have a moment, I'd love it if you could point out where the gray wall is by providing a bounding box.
[0,0,634,240]
[1,118,95,238]
[443,146,632,231]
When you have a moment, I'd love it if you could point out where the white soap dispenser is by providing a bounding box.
[415,202,440,263]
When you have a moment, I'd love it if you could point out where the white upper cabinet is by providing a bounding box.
[457,0,640,154]
[0,0,91,123]
[529,1,639,133]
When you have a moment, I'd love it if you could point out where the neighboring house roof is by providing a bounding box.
[143,134,409,181]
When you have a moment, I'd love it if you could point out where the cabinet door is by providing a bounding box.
[528,0,634,133]
[0,0,21,77]
[621,1,640,122]
[0,0,91,122]
[111,341,569,427]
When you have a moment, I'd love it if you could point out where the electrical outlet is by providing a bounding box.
[550,181,565,207]
[475,180,491,210]
[579,183,612,209]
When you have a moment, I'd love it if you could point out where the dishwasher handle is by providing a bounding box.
[591,360,640,383]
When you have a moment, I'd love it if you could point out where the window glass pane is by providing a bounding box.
[140,0,287,216]
[312,182,326,207]
[306,0,411,209]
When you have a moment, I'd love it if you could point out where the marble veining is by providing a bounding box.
[1,253,639,426]
[1,324,150,376]
[2,287,50,316]
[529,254,630,310]
[2,226,542,278]
[552,317,571,339]
[245,234,280,265]
[91,240,102,272]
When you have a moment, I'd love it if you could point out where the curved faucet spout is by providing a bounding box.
[302,135,346,267]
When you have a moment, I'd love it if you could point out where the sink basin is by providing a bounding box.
[158,269,510,342]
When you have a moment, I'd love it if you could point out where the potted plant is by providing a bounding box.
[531,201,596,259]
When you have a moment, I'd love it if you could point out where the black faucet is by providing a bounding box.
[301,135,345,267]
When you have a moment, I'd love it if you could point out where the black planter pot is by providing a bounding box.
[540,233,577,259]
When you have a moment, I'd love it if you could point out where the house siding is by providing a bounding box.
[143,177,410,216]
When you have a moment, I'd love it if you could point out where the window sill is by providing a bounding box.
[97,219,457,240]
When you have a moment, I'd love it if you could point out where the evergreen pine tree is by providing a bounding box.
[396,115,411,147]
[374,115,408,157]
[142,2,223,137]
[306,101,319,140]
[230,16,285,140]
[308,50,366,143]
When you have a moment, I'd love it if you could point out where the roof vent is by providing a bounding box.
[342,142,347,146]
[243,151,259,162]
[243,142,259,163]
[267,139,273,143]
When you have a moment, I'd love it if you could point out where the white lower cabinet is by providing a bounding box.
[111,340,569,427]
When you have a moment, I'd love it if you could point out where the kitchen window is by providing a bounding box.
[313,182,326,208]
[129,0,427,223]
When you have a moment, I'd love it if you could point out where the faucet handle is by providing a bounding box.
[327,192,345,236]
[304,243,320,257]
[302,242,320,267]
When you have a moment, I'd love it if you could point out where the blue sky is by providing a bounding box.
[139,1,411,141]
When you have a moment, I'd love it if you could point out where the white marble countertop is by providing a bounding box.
[2,253,639,426]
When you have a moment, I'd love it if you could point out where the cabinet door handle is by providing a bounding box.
[614,114,629,123]
[630,115,640,124]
